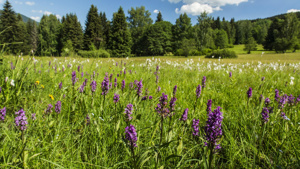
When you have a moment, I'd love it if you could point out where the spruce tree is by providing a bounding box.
[0,0,19,54]
[156,11,163,23]
[83,5,101,50]
[110,6,131,57]
[99,12,110,49]
[60,13,83,53]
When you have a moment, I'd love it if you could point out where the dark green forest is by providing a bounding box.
[0,0,299,57]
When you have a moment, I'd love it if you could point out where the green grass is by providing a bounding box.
[0,55,299,168]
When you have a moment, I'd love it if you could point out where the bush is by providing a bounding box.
[201,48,212,55]
[78,49,110,58]
[205,49,237,59]
[189,49,201,56]
[164,52,173,56]
[174,49,184,56]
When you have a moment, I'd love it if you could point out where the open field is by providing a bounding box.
[0,54,300,168]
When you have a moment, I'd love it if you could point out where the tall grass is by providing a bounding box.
[0,55,299,168]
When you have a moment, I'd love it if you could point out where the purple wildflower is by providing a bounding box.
[46,104,53,114]
[265,98,270,106]
[247,87,252,99]
[129,82,133,89]
[81,72,84,77]
[157,86,161,93]
[72,71,76,86]
[108,74,112,82]
[169,97,177,113]
[0,86,2,93]
[261,77,265,81]
[261,107,269,123]
[229,72,232,77]
[278,94,288,109]
[101,76,110,95]
[207,99,212,114]
[196,85,201,98]
[141,96,148,101]
[156,76,159,84]
[59,82,62,89]
[288,94,295,105]
[124,69,126,75]
[31,113,36,120]
[156,65,159,71]
[86,114,90,125]
[192,119,200,136]
[124,104,133,121]
[204,106,223,150]
[173,85,177,97]
[79,84,85,93]
[113,94,120,103]
[125,124,138,147]
[121,80,125,92]
[202,76,206,88]
[275,89,280,102]
[155,93,170,117]
[259,95,264,102]
[137,79,143,97]
[15,109,28,131]
[180,108,188,121]
[114,78,117,88]
[149,96,153,100]
[0,107,6,121]
[55,101,62,113]
[77,65,80,72]
[296,95,300,104]
[90,80,97,93]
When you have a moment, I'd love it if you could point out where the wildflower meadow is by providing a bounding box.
[0,55,299,168]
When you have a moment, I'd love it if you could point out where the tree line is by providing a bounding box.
[0,0,299,57]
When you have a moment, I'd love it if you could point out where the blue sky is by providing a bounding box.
[1,0,299,26]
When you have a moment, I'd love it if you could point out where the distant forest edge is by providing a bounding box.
[0,0,300,58]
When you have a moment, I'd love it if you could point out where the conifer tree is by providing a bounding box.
[109,6,131,57]
[0,0,20,54]
[83,5,101,50]
[156,11,163,23]
[60,13,83,53]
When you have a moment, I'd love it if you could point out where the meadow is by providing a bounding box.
[0,53,300,168]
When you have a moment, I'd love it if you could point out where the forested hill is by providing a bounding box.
[0,10,37,23]
[251,12,300,21]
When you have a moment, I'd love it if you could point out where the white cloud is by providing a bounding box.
[25,1,35,6]
[44,11,52,15]
[56,14,62,19]
[153,9,159,14]
[287,9,300,13]
[173,0,248,15]
[30,16,40,21]
[176,2,221,15]
[0,0,4,4]
[14,1,23,5]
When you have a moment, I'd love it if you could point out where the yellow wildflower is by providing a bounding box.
[41,85,44,88]
[49,94,54,100]
[35,81,40,85]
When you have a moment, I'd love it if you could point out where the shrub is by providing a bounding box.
[174,49,184,56]
[78,49,110,58]
[201,48,212,55]
[189,49,201,56]
[205,49,237,59]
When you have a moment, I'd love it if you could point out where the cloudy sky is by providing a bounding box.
[1,0,299,25]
